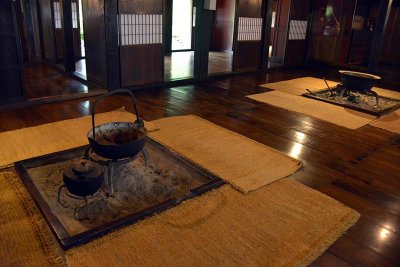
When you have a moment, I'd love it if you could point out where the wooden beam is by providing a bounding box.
[368,0,393,72]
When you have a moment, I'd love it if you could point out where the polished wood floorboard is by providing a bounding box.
[23,62,102,100]
[1,67,400,266]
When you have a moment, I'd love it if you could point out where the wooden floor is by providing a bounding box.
[164,51,194,81]
[164,51,233,81]
[1,67,400,266]
[23,62,102,100]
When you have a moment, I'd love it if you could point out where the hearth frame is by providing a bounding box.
[15,137,225,250]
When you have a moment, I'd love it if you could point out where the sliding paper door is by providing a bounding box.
[38,0,56,61]
[119,0,164,87]
[233,0,264,71]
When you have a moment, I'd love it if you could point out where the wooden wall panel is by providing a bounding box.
[38,0,55,61]
[233,0,264,71]
[380,5,400,66]
[120,44,163,86]
[233,41,262,70]
[237,0,263,17]
[283,0,312,67]
[119,0,163,14]
[82,0,107,86]
[119,0,164,87]
[211,0,235,51]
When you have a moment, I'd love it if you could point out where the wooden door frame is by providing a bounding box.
[260,0,274,72]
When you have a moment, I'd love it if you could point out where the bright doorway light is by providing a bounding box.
[172,0,193,50]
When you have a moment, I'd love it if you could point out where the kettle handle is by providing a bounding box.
[90,89,143,140]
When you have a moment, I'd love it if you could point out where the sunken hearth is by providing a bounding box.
[15,138,224,250]
[303,85,400,116]
[302,71,400,116]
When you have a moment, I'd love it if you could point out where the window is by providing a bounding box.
[119,14,163,46]
[53,1,62,29]
[72,2,78,29]
[238,17,263,41]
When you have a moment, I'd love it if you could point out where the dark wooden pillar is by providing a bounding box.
[21,0,37,62]
[0,0,26,105]
[368,0,393,72]
[62,0,76,71]
[82,0,107,87]
[261,0,273,72]
[104,0,120,90]
[196,7,214,79]
[165,0,173,54]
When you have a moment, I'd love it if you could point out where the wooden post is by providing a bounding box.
[165,0,173,54]
[104,0,120,90]
[62,0,76,71]
[21,0,37,62]
[368,0,392,72]
[261,0,274,72]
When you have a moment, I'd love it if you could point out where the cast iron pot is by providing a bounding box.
[339,70,381,92]
[87,89,147,160]
[63,160,104,197]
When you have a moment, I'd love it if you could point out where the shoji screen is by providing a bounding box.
[119,0,164,87]
[233,0,264,71]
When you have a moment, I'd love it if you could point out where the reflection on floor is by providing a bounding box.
[164,51,234,81]
[75,59,86,79]
[23,62,103,100]
[164,51,194,81]
[208,51,233,74]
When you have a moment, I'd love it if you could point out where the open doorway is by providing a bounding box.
[165,0,195,81]
[73,0,86,79]
[208,0,235,74]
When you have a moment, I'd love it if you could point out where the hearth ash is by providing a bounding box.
[40,151,202,225]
